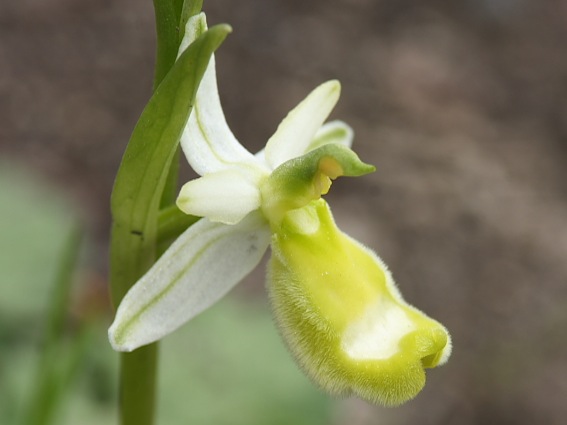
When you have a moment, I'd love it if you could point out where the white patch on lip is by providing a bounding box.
[341,298,415,360]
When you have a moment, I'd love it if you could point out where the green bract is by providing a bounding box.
[108,12,451,406]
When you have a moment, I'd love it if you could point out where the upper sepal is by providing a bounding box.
[264,80,341,169]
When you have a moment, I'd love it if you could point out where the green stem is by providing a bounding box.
[119,345,159,425]
[118,1,180,423]
[113,3,219,425]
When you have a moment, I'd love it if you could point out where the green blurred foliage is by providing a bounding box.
[0,162,80,425]
[0,163,75,317]
[158,298,333,425]
[0,163,334,425]
[62,298,334,425]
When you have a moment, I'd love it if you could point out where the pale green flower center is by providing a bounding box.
[259,144,373,229]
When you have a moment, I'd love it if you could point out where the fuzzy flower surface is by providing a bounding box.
[109,13,451,406]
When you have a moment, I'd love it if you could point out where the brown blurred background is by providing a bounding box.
[1,0,567,424]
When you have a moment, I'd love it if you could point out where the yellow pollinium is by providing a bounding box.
[314,157,343,196]
[268,199,451,406]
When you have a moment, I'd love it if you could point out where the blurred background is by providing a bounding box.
[1,0,567,424]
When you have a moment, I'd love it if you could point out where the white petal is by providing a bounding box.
[178,14,259,175]
[306,120,353,152]
[176,167,263,225]
[108,212,271,352]
[264,80,341,169]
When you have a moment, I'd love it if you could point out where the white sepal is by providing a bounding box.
[264,80,341,169]
[177,167,263,225]
[179,13,257,175]
[108,212,271,352]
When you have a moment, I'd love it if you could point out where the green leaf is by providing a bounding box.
[156,204,200,251]
[172,0,185,22]
[110,24,232,305]
[158,147,180,208]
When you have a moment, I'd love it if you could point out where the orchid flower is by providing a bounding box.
[109,13,451,406]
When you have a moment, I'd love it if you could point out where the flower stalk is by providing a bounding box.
[109,1,229,424]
